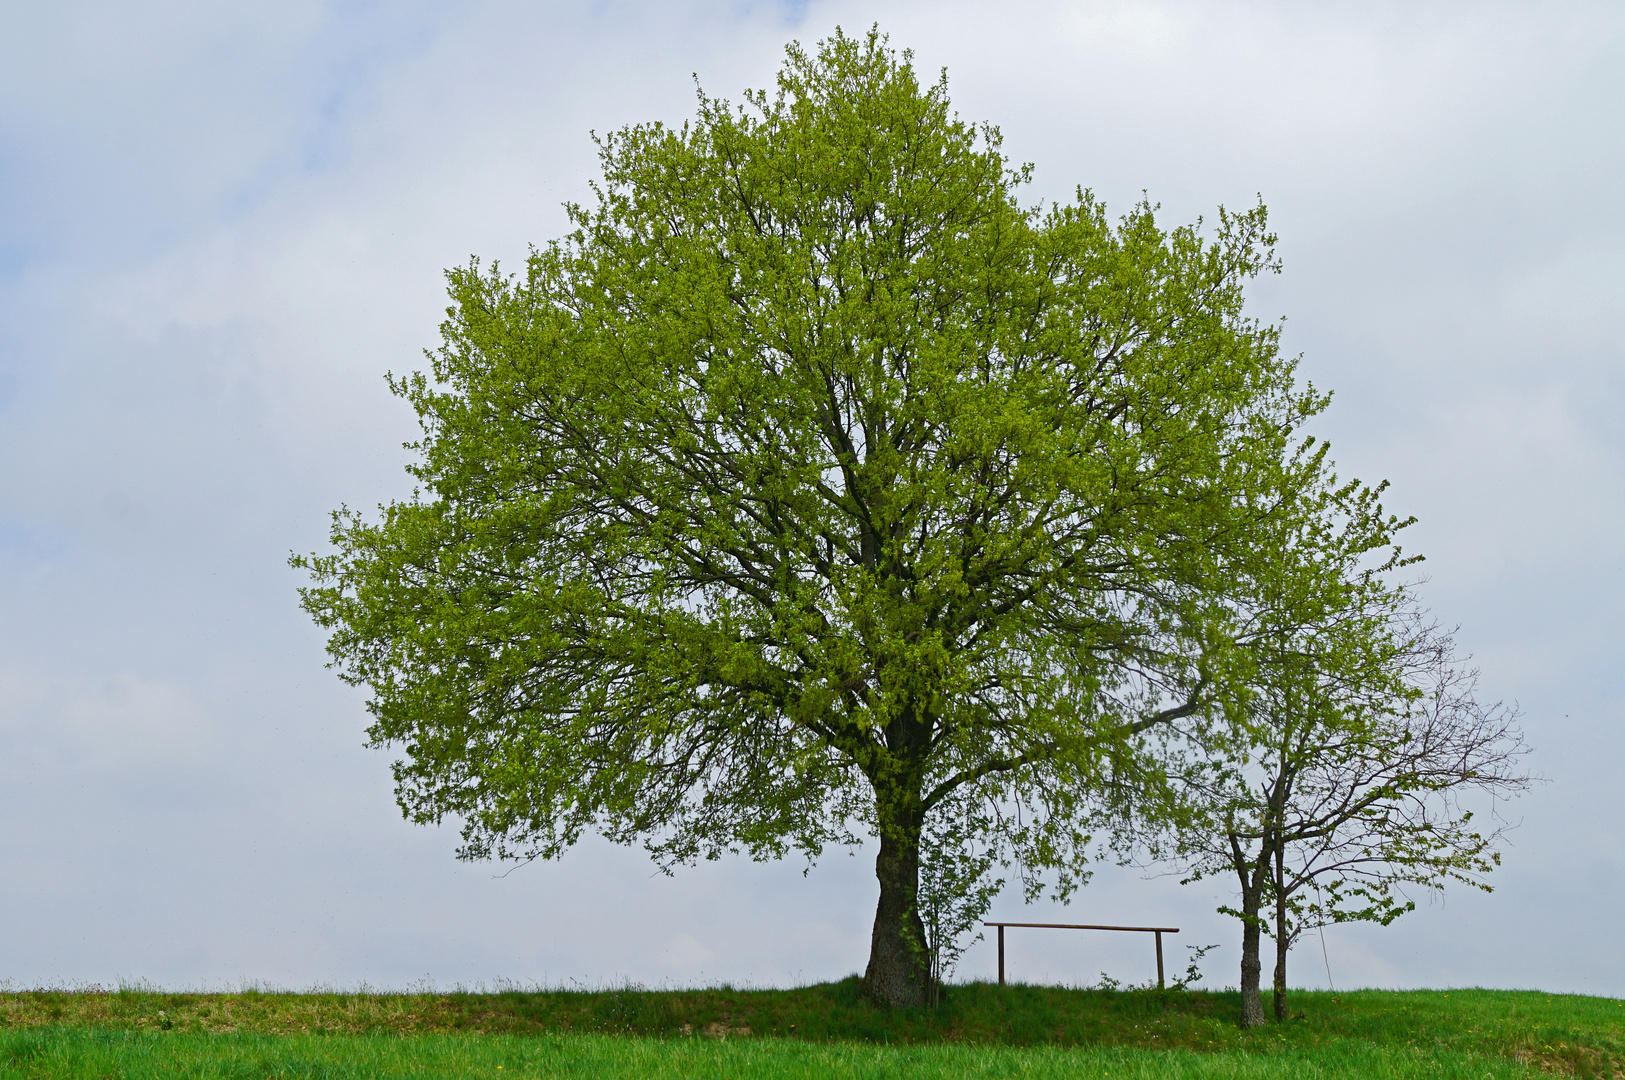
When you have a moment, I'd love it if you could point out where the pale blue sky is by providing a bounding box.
[2,0,1621,996]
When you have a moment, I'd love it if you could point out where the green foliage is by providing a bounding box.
[1171,944,1221,991]
[292,27,1409,1002]
[915,787,1004,992]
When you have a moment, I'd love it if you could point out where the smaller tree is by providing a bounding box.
[913,787,1004,1004]
[1170,606,1529,1027]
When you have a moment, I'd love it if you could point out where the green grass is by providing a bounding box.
[0,1027,1600,1079]
[1,982,1619,1078]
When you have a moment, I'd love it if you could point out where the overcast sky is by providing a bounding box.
[2,0,1621,998]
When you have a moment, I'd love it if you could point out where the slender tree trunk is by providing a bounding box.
[1272,929,1289,1020]
[1272,841,1289,1020]
[1236,847,1267,1029]
[864,813,928,1009]
[1272,907,1289,1018]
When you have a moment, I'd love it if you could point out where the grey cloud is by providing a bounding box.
[0,0,1620,995]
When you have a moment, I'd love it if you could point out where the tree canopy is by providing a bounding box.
[294,28,1410,1008]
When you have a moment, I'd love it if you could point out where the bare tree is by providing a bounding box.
[1171,610,1530,1027]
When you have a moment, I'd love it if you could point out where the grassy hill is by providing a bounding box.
[2,980,1620,1078]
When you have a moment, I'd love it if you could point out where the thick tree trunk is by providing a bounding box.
[1239,906,1266,1028]
[864,820,929,1009]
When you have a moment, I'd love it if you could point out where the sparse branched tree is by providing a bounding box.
[1167,602,1529,1027]
[914,787,1003,1003]
[292,28,1407,1008]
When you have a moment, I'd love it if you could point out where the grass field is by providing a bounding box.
[1,980,1619,1078]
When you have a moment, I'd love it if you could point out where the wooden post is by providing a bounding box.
[998,924,1006,986]
[1155,930,1165,989]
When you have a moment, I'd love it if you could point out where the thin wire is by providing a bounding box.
[1319,924,1334,990]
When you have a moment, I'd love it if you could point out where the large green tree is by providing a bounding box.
[294,29,1404,1007]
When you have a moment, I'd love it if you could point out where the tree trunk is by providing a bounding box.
[862,702,932,1010]
[864,817,929,1009]
[1237,863,1267,1029]
[1272,904,1289,1020]
[1272,841,1288,1020]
